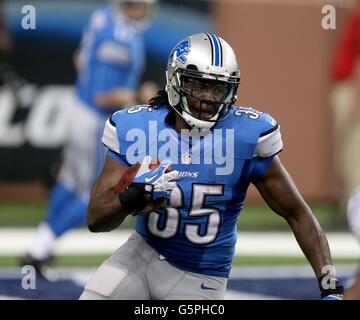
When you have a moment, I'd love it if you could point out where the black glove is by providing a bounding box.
[118,183,153,213]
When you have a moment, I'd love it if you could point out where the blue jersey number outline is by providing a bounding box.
[147,184,224,245]
[234,107,262,120]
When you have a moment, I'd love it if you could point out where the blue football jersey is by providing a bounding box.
[102,105,283,278]
[75,5,145,114]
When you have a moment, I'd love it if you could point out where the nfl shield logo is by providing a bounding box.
[181,153,192,165]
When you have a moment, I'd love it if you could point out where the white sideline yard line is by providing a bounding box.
[0,229,359,258]
[0,295,25,300]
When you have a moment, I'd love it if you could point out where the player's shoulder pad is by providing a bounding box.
[230,106,283,158]
[102,105,167,155]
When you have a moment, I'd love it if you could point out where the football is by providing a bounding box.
[114,159,162,193]
[115,159,168,215]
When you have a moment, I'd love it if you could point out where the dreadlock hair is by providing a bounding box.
[149,89,171,107]
[148,89,177,125]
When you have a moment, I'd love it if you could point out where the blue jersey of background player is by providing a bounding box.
[76,3,145,114]
[82,33,344,300]
[21,0,158,280]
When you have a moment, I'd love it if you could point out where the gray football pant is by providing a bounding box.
[79,232,227,300]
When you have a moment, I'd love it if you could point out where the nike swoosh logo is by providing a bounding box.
[145,176,157,183]
[200,283,217,291]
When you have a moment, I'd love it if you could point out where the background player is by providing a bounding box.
[79,33,343,300]
[330,1,360,207]
[21,0,158,279]
[330,1,360,300]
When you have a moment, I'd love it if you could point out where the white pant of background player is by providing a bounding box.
[26,92,108,262]
[79,232,227,300]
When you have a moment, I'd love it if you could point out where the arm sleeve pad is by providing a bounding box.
[254,125,283,158]
[102,117,120,154]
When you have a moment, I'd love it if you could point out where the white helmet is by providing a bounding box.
[113,0,158,27]
[165,33,240,130]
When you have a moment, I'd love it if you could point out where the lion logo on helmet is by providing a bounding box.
[167,39,191,68]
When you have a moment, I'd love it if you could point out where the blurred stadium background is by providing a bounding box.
[0,0,359,300]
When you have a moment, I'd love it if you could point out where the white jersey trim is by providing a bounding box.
[254,125,283,158]
[102,118,120,154]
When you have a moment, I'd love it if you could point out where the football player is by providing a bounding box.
[21,0,158,279]
[80,33,343,300]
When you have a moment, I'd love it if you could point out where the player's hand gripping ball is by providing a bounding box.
[117,156,179,215]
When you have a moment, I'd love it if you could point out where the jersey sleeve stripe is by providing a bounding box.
[254,125,283,157]
[102,118,120,154]
[259,123,279,137]
[109,115,116,127]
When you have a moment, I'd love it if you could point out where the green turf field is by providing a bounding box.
[0,254,357,267]
[0,201,348,231]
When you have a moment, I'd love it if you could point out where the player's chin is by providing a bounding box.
[189,105,219,121]
[189,108,215,121]
[199,113,215,120]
